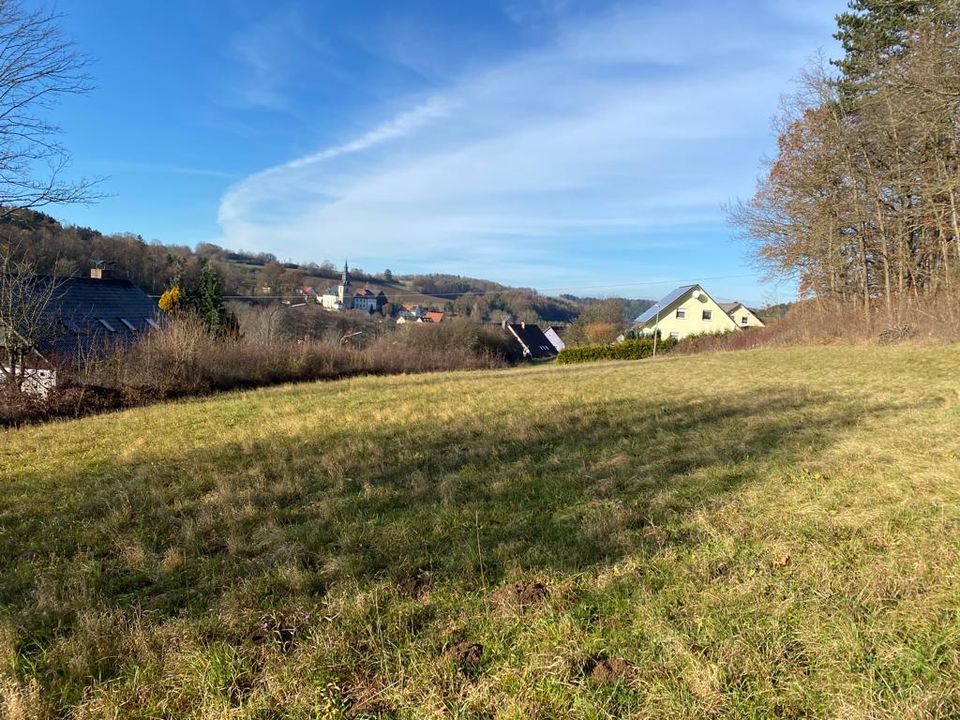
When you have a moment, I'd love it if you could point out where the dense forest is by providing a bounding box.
[0,209,647,324]
[732,0,960,319]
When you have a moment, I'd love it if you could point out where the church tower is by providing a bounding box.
[337,260,353,307]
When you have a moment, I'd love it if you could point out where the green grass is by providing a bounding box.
[2,346,960,718]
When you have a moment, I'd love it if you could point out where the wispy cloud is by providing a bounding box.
[501,0,572,30]
[287,97,454,169]
[219,96,453,231]
[218,0,844,291]
[225,4,328,110]
[101,160,238,180]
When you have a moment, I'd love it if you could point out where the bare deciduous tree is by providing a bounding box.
[0,0,96,213]
[0,1,97,393]
[730,6,960,325]
[0,242,60,390]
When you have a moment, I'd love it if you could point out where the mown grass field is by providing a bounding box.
[2,346,960,718]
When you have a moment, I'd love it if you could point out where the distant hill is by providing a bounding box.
[0,208,652,324]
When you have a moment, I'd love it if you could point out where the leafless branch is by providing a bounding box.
[0,0,98,212]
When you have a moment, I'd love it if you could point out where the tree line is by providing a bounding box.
[2,209,622,324]
[0,209,386,296]
[731,0,960,320]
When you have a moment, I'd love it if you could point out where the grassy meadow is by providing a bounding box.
[2,346,960,718]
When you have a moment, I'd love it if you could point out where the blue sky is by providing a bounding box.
[50,0,845,303]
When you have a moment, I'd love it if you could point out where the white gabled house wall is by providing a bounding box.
[721,303,766,329]
[544,327,565,352]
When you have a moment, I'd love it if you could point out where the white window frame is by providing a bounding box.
[676,308,686,319]
[669,331,680,341]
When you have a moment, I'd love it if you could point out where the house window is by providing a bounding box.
[741,316,748,325]
[670,331,680,340]
[702,310,712,321]
[676,308,686,319]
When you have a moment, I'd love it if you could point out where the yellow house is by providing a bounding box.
[719,302,766,329]
[632,284,738,340]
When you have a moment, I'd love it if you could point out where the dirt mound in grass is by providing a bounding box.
[491,580,549,614]
[398,568,433,599]
[445,641,483,670]
[583,655,634,684]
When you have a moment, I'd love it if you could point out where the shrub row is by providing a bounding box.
[557,337,677,364]
[2,318,518,426]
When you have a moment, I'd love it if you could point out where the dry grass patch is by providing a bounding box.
[1,346,960,717]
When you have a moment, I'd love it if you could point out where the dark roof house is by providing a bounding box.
[39,273,160,359]
[506,322,558,359]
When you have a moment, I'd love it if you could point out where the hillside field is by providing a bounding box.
[2,347,960,718]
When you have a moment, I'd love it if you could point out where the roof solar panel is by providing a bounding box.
[633,285,697,324]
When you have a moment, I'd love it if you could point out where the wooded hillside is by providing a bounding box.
[0,209,643,323]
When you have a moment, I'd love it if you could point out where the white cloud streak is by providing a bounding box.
[218,0,845,291]
[287,98,454,169]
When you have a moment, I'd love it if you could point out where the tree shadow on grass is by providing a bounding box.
[0,386,916,626]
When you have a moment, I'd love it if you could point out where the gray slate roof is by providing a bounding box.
[40,277,159,359]
[633,285,697,324]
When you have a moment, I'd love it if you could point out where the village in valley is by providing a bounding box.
[1,251,772,397]
[291,261,767,360]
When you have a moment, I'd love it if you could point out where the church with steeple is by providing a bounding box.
[319,261,354,310]
[318,261,388,313]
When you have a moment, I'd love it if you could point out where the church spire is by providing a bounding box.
[341,259,351,286]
